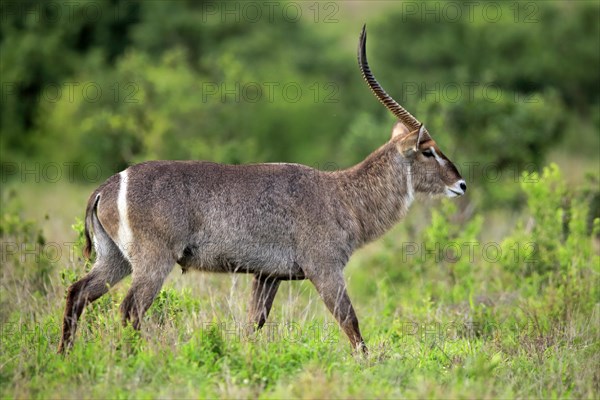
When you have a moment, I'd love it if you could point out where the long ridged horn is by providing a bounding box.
[358,24,423,132]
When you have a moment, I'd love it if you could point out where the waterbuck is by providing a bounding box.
[58,25,466,354]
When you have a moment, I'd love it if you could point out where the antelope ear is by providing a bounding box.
[397,124,425,158]
[391,121,411,138]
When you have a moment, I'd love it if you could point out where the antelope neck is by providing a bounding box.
[335,141,414,245]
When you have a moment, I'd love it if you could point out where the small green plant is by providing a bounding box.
[0,193,54,311]
[146,287,200,326]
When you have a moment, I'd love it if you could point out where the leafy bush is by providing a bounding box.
[0,191,55,320]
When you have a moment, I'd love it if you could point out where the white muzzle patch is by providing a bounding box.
[445,179,466,197]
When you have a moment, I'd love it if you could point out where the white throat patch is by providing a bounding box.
[405,164,414,209]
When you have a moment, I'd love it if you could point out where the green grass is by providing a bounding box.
[1,164,599,399]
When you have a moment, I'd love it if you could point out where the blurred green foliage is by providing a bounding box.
[1,0,598,207]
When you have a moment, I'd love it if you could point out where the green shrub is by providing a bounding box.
[500,164,600,280]
[0,191,54,319]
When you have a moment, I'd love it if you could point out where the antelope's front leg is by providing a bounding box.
[248,274,281,330]
[309,270,367,354]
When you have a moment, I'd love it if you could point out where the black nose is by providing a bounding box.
[460,182,467,192]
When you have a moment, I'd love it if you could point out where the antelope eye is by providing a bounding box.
[422,149,434,158]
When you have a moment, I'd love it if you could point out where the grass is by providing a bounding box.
[1,164,599,399]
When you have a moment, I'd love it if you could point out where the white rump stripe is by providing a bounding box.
[117,170,133,260]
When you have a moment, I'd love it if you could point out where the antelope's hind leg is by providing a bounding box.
[248,274,281,330]
[58,235,131,353]
[119,249,175,330]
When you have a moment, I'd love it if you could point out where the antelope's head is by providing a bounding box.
[358,25,466,198]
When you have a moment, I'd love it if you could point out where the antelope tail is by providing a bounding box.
[83,192,101,260]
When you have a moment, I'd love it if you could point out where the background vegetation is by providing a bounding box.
[1,0,599,398]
